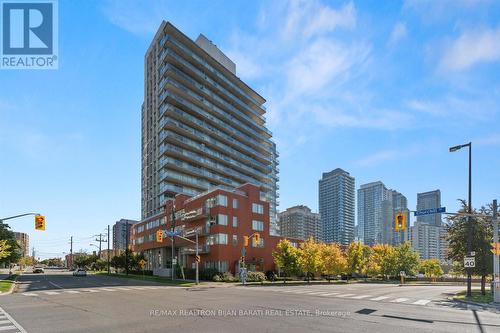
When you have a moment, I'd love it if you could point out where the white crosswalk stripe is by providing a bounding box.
[43,291,59,295]
[20,285,177,297]
[336,294,356,297]
[0,305,27,333]
[370,296,389,301]
[391,298,410,303]
[351,295,372,299]
[64,290,80,294]
[412,299,431,305]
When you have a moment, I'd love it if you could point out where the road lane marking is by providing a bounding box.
[320,293,339,296]
[22,293,38,296]
[0,325,17,331]
[83,289,100,293]
[336,294,356,297]
[112,287,131,291]
[391,298,410,303]
[98,288,116,291]
[42,291,59,295]
[351,295,372,299]
[412,299,431,305]
[0,306,27,333]
[0,320,11,324]
[370,296,389,301]
[304,291,328,295]
[64,290,80,294]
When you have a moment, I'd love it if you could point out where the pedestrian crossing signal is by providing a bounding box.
[156,230,163,242]
[195,255,200,262]
[35,215,45,231]
[394,213,406,231]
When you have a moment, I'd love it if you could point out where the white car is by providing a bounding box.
[72,268,87,277]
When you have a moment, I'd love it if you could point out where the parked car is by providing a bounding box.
[73,268,87,277]
[32,266,45,274]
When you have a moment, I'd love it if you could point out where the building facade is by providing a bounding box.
[141,21,279,235]
[318,168,355,245]
[416,190,442,226]
[132,184,296,276]
[411,189,448,261]
[112,219,139,251]
[357,181,392,246]
[390,190,410,246]
[278,205,321,241]
[14,232,29,257]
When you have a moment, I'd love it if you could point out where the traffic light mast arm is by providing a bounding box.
[0,212,42,222]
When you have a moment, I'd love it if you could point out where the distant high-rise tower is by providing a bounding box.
[141,22,279,234]
[357,181,391,246]
[278,205,321,241]
[391,190,410,246]
[318,168,355,245]
[416,190,442,226]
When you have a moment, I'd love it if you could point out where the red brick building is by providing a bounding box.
[131,184,297,276]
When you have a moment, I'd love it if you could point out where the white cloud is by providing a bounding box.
[440,27,500,71]
[356,150,399,167]
[283,0,356,40]
[389,22,407,46]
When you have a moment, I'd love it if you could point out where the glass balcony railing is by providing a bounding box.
[159,54,265,122]
[161,105,271,161]
[159,35,265,112]
[159,76,269,140]
[159,115,271,164]
[159,93,271,153]
[159,142,274,183]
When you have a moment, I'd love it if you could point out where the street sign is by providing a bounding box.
[172,258,177,264]
[165,230,182,237]
[491,243,500,255]
[139,259,147,269]
[399,271,406,277]
[414,207,446,216]
[464,257,475,268]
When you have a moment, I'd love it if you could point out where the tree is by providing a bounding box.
[369,244,397,279]
[0,240,12,260]
[393,242,420,277]
[272,239,299,282]
[297,238,322,282]
[0,222,21,265]
[18,256,34,268]
[319,243,347,280]
[446,201,493,294]
[449,261,464,278]
[346,242,371,277]
[420,259,443,281]
[110,254,125,270]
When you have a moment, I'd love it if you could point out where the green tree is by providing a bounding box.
[297,238,322,282]
[346,242,371,277]
[319,243,347,280]
[420,259,443,281]
[272,239,299,282]
[0,222,21,265]
[18,256,34,268]
[393,242,420,277]
[449,261,464,278]
[73,254,90,268]
[369,244,397,279]
[0,240,12,260]
[446,201,493,294]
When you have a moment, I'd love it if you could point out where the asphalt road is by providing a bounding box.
[0,270,499,333]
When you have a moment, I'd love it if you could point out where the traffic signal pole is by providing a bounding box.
[107,225,111,275]
[493,200,499,303]
[195,232,199,285]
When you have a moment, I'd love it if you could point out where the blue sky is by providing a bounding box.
[1,0,499,258]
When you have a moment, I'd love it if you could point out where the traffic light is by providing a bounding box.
[156,230,163,242]
[253,233,260,245]
[35,215,45,231]
[491,243,500,255]
[243,236,249,247]
[394,213,406,231]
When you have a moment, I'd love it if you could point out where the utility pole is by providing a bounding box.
[493,199,499,303]
[125,223,129,276]
[107,225,111,275]
[171,205,176,281]
[70,236,73,269]
[94,233,107,258]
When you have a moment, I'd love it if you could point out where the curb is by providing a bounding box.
[0,277,19,296]
[449,296,500,312]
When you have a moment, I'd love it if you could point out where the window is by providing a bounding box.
[232,216,238,227]
[252,203,264,214]
[206,233,228,245]
[232,198,238,209]
[217,214,228,226]
[252,220,264,231]
[232,235,238,246]
[216,194,227,207]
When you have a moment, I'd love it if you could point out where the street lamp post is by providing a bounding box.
[449,142,473,298]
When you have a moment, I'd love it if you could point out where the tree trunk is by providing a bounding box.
[481,274,486,295]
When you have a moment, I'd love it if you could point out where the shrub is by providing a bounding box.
[221,271,235,282]
[246,271,266,282]
[200,268,219,281]
[212,274,222,282]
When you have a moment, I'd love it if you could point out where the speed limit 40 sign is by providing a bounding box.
[464,257,475,268]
